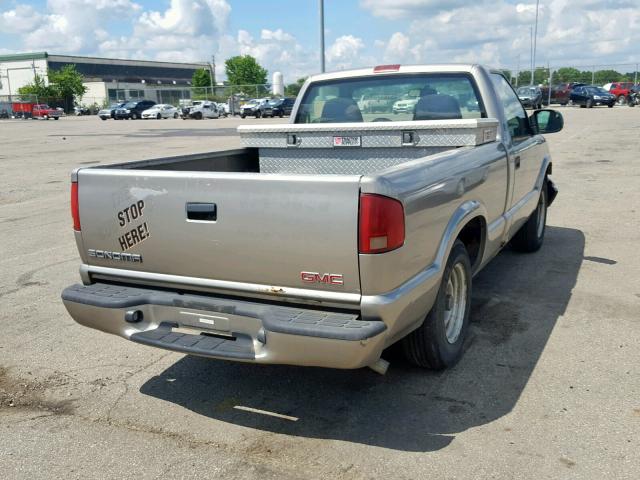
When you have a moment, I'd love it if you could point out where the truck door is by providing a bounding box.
[489,73,544,217]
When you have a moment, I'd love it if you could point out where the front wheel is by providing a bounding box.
[156,113,161,119]
[511,181,547,253]
[174,112,178,118]
[131,113,138,119]
[54,117,59,120]
[586,99,593,108]
[255,110,261,118]
[402,240,472,369]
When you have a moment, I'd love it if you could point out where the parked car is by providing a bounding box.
[141,104,179,119]
[114,100,156,120]
[392,94,420,114]
[545,83,586,105]
[181,101,220,120]
[98,102,126,120]
[570,85,616,108]
[240,99,270,118]
[32,104,61,120]
[516,86,543,109]
[266,97,295,117]
[63,64,563,373]
[217,103,230,117]
[603,82,634,105]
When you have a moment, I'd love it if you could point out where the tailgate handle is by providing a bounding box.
[186,202,217,221]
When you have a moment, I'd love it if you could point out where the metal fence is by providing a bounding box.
[504,62,640,87]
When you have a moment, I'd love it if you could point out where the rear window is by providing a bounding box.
[294,73,485,123]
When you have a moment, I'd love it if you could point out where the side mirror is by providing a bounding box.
[531,109,563,134]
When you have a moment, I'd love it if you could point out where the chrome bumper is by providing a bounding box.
[61,283,387,369]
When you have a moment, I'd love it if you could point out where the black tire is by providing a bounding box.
[156,113,161,119]
[609,103,615,108]
[616,95,627,106]
[54,117,59,120]
[402,240,472,369]
[174,112,179,118]
[100,117,107,121]
[195,112,203,120]
[586,99,593,108]
[255,110,261,118]
[131,113,138,119]
[279,113,284,118]
[511,181,548,253]
[240,114,245,119]
[579,104,586,108]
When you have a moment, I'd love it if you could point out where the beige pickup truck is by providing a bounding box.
[62,64,563,373]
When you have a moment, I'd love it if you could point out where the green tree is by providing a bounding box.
[192,68,213,87]
[285,77,307,97]
[593,69,624,84]
[17,73,57,98]
[48,65,87,111]
[554,67,582,83]
[224,55,268,86]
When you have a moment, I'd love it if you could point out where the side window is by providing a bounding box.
[490,73,530,142]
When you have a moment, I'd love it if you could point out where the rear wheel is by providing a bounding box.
[511,180,547,253]
[131,113,138,119]
[174,112,179,118]
[402,240,472,369]
[255,110,261,118]
[616,95,627,106]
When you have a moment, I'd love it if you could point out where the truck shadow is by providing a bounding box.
[140,225,584,452]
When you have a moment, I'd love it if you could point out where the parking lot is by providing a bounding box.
[1,108,639,479]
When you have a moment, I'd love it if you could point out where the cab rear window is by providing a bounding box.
[294,73,485,123]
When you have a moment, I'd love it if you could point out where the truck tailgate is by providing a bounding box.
[76,169,361,295]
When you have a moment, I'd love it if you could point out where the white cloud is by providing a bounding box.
[0,5,43,33]
[326,35,366,70]
[364,0,640,70]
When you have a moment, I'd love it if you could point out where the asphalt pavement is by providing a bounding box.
[0,109,638,479]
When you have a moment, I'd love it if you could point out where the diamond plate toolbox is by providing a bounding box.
[238,119,498,149]
[238,118,499,175]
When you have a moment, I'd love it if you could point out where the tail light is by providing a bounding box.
[71,181,81,231]
[359,194,405,254]
[373,64,401,73]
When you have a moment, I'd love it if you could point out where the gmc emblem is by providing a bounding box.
[300,271,344,285]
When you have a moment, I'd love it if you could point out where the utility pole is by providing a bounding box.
[209,55,216,99]
[516,54,520,86]
[634,64,638,84]
[532,0,540,85]
[319,0,325,73]
[547,61,552,106]
[530,26,534,85]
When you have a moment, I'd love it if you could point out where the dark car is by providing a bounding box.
[98,102,126,120]
[268,97,296,117]
[516,86,543,109]
[114,100,156,119]
[545,83,586,105]
[569,85,616,108]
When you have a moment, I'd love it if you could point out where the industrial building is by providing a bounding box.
[0,52,210,106]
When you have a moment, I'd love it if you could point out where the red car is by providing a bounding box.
[32,104,61,120]
[604,82,634,105]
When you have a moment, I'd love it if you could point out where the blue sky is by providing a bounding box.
[1,0,639,83]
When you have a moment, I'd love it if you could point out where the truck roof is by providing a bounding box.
[307,64,484,83]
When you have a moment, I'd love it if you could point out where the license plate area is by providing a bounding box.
[333,135,361,147]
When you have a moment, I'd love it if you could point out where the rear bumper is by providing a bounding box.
[61,283,387,369]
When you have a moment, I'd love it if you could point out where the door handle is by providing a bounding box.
[186,202,217,221]
[514,156,521,169]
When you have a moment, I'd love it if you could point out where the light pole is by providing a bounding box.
[319,0,325,73]
[530,0,540,85]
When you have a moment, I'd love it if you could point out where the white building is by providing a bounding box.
[0,52,210,106]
